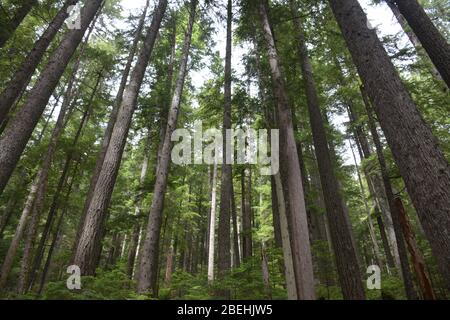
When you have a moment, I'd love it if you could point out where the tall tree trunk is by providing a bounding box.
[0,0,79,124]
[329,0,450,290]
[344,101,399,270]
[230,181,240,268]
[207,160,218,283]
[217,0,233,288]
[137,0,197,296]
[0,58,99,291]
[273,173,297,300]
[362,86,419,299]
[241,169,252,260]
[348,138,384,270]
[261,243,272,300]
[256,0,315,300]
[126,131,151,278]
[375,210,395,272]
[0,0,104,196]
[270,176,282,248]
[393,0,450,88]
[73,0,167,276]
[27,84,98,291]
[384,0,444,84]
[37,161,80,295]
[290,0,364,299]
[156,14,177,164]
[17,70,102,294]
[0,195,16,239]
[395,197,436,300]
[0,0,38,48]
[72,0,151,261]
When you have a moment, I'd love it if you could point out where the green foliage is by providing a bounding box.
[41,267,136,300]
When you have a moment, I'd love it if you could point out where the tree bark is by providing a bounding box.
[137,0,197,296]
[348,138,384,270]
[290,0,364,299]
[395,197,436,300]
[207,161,218,283]
[217,0,233,288]
[0,195,16,239]
[241,169,252,260]
[344,101,399,270]
[256,0,315,300]
[393,0,450,88]
[27,80,98,291]
[72,0,150,261]
[362,86,419,299]
[329,0,450,291]
[126,131,151,278]
[384,0,444,84]
[0,0,104,196]
[0,0,38,48]
[273,173,297,300]
[73,0,167,276]
[0,0,79,124]
[230,181,240,268]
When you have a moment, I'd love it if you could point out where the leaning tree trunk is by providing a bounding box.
[0,0,104,196]
[137,0,197,296]
[384,0,444,84]
[240,169,252,260]
[290,0,365,299]
[329,0,450,291]
[344,100,399,271]
[72,0,150,260]
[0,0,79,124]
[230,182,240,268]
[0,0,38,48]
[395,197,436,300]
[27,77,100,291]
[256,0,315,300]
[362,86,419,299]
[0,51,98,290]
[217,0,233,288]
[335,55,400,270]
[0,195,17,239]
[274,173,297,300]
[126,131,151,278]
[18,71,102,294]
[73,0,167,276]
[207,160,218,283]
[38,160,81,295]
[393,0,450,88]
[348,138,384,270]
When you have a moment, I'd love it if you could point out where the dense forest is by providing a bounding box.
[0,0,449,300]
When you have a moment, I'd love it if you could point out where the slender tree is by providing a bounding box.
[126,131,151,278]
[207,160,218,283]
[137,0,198,296]
[255,0,315,300]
[0,0,104,196]
[362,85,420,299]
[0,0,38,48]
[393,0,450,88]
[0,0,79,125]
[290,0,365,299]
[218,0,233,284]
[73,0,168,275]
[72,0,151,257]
